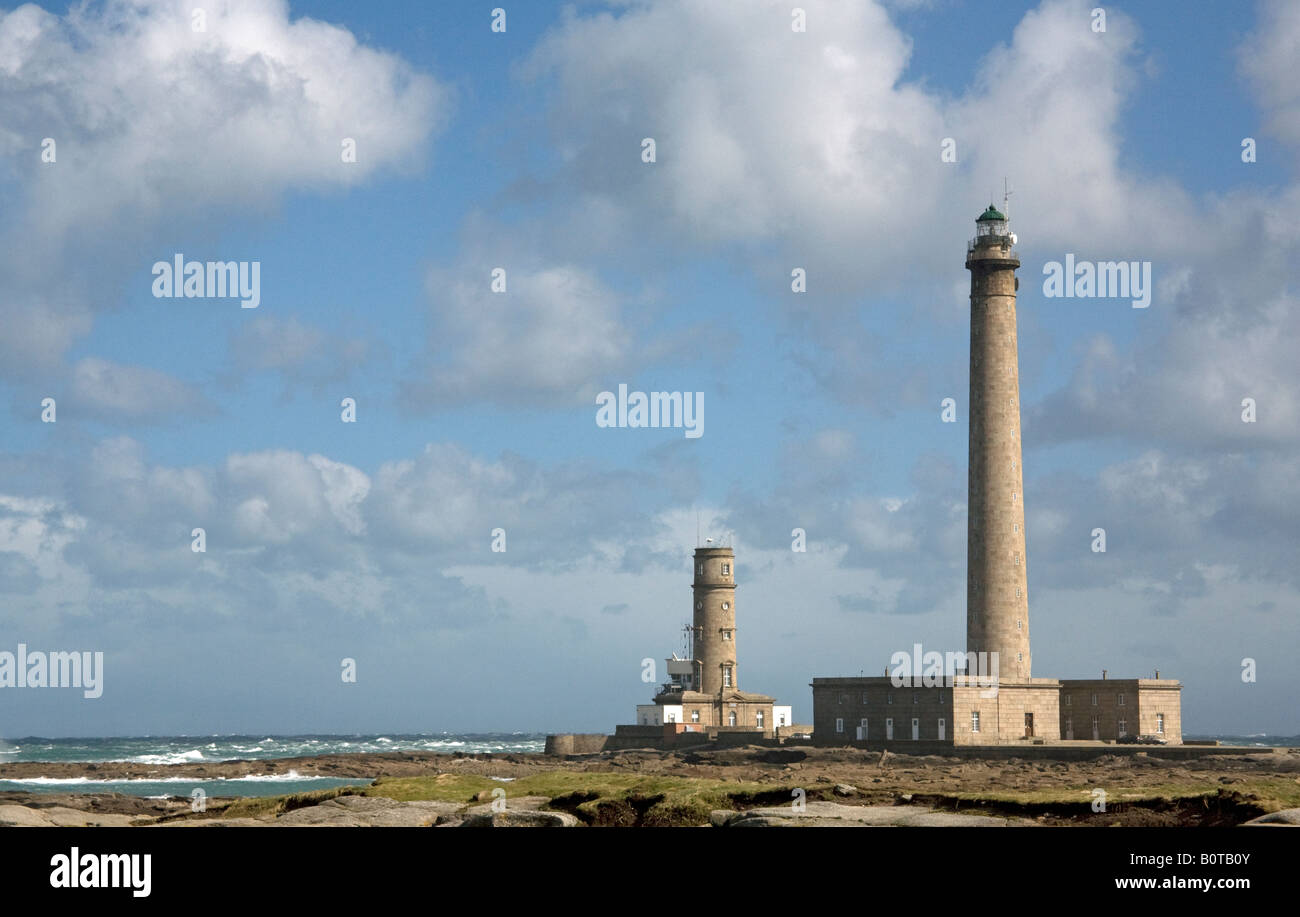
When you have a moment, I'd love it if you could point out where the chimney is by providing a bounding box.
[1102,669,1107,680]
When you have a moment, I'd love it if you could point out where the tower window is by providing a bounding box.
[721,602,729,610]
[1012,492,1018,503]
[1014,553,1020,565]
[1013,523,1019,533]
[696,564,703,574]
[1017,653,1022,661]
[1017,619,1022,631]
[721,564,730,575]
[696,601,702,610]
[723,667,733,688]
[1016,587,1022,598]
[722,629,732,641]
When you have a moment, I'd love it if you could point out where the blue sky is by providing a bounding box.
[1,0,1297,737]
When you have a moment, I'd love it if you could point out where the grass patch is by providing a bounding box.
[940,777,1300,811]
[362,772,814,826]
[218,784,369,820]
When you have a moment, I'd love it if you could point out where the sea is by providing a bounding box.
[0,733,1293,799]
[0,733,547,798]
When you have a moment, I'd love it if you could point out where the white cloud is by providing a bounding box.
[70,357,215,423]
[405,259,632,408]
[0,0,447,377]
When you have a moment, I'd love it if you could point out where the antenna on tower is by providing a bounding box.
[1002,177,1013,219]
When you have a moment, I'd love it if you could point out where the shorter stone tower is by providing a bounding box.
[692,546,737,694]
[628,541,790,738]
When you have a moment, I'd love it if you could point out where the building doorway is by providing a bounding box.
[911,718,920,740]
[938,718,946,741]
[885,718,894,741]
[1024,713,1034,738]
[1091,716,1099,740]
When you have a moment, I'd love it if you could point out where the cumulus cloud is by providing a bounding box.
[403,256,633,409]
[0,0,447,376]
[68,357,216,423]
[227,314,376,395]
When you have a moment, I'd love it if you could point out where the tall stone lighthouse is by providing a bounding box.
[965,204,1031,679]
[806,202,1182,747]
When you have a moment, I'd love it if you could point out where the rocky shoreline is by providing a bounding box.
[3,744,1298,827]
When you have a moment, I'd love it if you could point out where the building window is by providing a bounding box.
[691,709,700,723]
[1091,693,1098,706]
[1016,587,1022,598]
[722,629,732,641]
[756,712,764,728]
[860,718,868,727]
[1065,695,1072,707]
[861,692,869,703]
[1014,553,1020,565]
[1017,619,1022,630]
[696,600,702,610]
[779,712,787,726]
[721,602,729,610]
[1118,719,1127,737]
[971,711,981,733]
[887,693,894,705]
[723,667,733,688]
[1118,693,1125,706]
[835,717,844,733]
[1017,653,1023,662]
[838,693,847,705]
[1012,492,1018,503]
[721,564,730,575]
[912,693,919,705]
[666,711,676,723]
[936,691,943,703]
[729,711,737,726]
[1156,714,1165,734]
